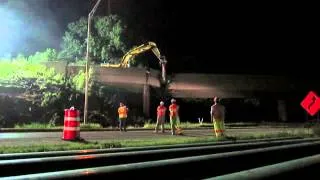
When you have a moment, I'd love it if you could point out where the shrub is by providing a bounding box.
[312,122,320,136]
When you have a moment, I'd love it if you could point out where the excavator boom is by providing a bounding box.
[101,41,167,83]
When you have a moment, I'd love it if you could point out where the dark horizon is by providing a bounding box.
[0,0,316,75]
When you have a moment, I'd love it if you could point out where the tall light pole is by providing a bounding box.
[108,0,111,15]
[84,0,102,125]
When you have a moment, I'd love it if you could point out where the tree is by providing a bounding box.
[58,15,127,63]
[28,48,57,63]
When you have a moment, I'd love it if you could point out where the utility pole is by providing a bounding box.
[108,0,111,15]
[84,0,102,125]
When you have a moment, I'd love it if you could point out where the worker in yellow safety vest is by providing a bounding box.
[118,102,129,132]
[169,98,182,135]
[154,101,167,133]
[210,97,225,137]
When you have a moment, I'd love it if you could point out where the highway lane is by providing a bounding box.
[2,139,320,179]
[0,127,302,146]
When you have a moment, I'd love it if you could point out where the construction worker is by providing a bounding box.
[210,97,225,137]
[169,98,181,135]
[154,101,166,133]
[118,102,129,132]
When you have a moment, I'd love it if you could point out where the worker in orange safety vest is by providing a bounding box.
[118,102,129,132]
[154,101,167,133]
[210,97,225,137]
[169,98,182,135]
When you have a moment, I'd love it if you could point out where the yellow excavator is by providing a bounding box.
[101,42,183,135]
[100,41,167,84]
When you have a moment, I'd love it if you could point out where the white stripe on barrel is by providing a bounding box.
[63,127,80,131]
[63,117,80,121]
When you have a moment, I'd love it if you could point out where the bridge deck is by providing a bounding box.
[64,65,315,98]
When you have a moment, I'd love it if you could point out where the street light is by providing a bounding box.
[84,0,102,125]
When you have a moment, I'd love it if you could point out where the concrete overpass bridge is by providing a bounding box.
[61,64,318,121]
[91,66,312,98]
[45,60,314,99]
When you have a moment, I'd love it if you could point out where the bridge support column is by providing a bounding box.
[277,100,287,122]
[143,85,150,118]
[143,70,151,118]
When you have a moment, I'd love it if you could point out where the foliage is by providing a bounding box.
[58,15,127,63]
[28,48,58,63]
[71,69,94,93]
[80,123,102,129]
[311,122,320,136]
[0,48,147,128]
[14,122,57,129]
[0,49,57,81]
[0,57,126,128]
[0,51,94,127]
[0,61,43,82]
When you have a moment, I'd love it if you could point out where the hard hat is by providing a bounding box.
[160,101,164,105]
[171,98,176,103]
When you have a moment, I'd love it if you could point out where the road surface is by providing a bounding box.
[0,127,303,146]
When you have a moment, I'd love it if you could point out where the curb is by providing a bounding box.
[0,126,303,133]
[0,127,212,133]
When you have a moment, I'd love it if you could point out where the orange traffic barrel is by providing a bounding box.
[62,107,80,140]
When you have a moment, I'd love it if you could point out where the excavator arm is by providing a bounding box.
[101,41,167,83]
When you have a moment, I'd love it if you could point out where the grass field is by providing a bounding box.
[143,122,212,129]
[14,123,102,129]
[11,121,308,130]
[0,131,315,154]
[11,122,210,130]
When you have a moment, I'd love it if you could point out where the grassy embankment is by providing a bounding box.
[0,129,316,154]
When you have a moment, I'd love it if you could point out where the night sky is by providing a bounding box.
[0,0,317,75]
